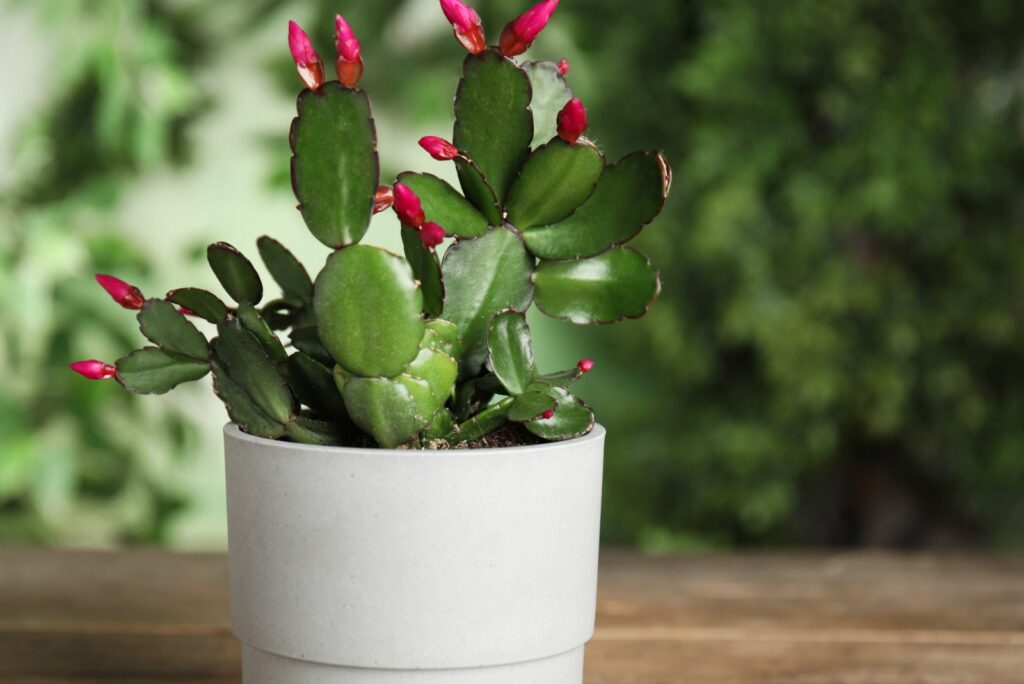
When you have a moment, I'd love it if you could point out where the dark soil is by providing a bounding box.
[427,423,544,450]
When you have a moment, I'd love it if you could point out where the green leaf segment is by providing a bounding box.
[97,11,670,449]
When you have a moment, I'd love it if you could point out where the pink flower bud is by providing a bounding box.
[419,222,447,249]
[393,183,425,228]
[69,359,117,380]
[95,274,145,310]
[178,306,196,317]
[541,409,555,420]
[419,136,459,161]
[499,0,559,57]
[439,0,486,54]
[577,358,594,374]
[374,185,395,214]
[288,20,325,91]
[557,58,570,76]
[334,15,364,88]
[557,98,588,144]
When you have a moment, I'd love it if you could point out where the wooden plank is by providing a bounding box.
[1,548,1022,683]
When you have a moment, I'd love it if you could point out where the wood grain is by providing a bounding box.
[1,548,1022,683]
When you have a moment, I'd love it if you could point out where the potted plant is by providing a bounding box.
[70,1,670,681]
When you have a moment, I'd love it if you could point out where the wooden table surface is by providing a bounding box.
[1,548,1022,683]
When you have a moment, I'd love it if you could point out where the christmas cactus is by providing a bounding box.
[71,0,671,449]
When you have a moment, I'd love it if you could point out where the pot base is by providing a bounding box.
[240,643,585,683]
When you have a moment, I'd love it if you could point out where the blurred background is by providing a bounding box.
[2,0,1023,552]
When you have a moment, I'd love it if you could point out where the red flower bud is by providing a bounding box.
[541,409,555,420]
[499,0,559,57]
[178,306,196,317]
[419,136,459,161]
[70,359,117,380]
[557,98,588,144]
[334,15,364,88]
[288,21,325,90]
[577,358,594,374]
[374,185,395,214]
[557,58,570,76]
[439,0,486,54]
[419,222,447,249]
[95,274,145,310]
[393,183,425,228]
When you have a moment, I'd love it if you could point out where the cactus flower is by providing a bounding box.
[69,359,117,380]
[439,0,486,55]
[374,185,395,214]
[393,183,426,228]
[577,358,594,374]
[499,0,559,57]
[541,409,555,419]
[419,136,459,161]
[334,15,364,88]
[557,98,587,144]
[419,222,447,249]
[558,58,570,76]
[95,274,145,310]
[288,20,325,91]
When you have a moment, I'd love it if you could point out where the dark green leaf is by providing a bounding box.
[535,368,582,388]
[453,49,533,205]
[455,158,501,225]
[522,151,671,260]
[507,139,605,230]
[401,226,444,318]
[289,326,334,367]
[396,172,489,238]
[137,300,209,360]
[290,83,379,247]
[524,385,594,440]
[285,416,344,446]
[314,245,425,377]
[116,347,209,395]
[508,391,557,422]
[283,352,350,423]
[237,302,287,362]
[207,242,263,305]
[522,60,573,148]
[211,358,285,439]
[534,247,660,324]
[441,227,535,375]
[486,309,534,395]
[213,320,293,424]
[166,288,229,323]
[257,235,313,301]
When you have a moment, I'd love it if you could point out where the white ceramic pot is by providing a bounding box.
[223,423,606,683]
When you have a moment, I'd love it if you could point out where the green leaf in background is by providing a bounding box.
[523,151,671,260]
[211,358,285,439]
[454,158,502,225]
[290,83,379,247]
[213,320,293,424]
[341,375,434,448]
[441,227,535,375]
[508,391,556,422]
[166,288,229,323]
[283,352,350,423]
[506,139,605,230]
[289,327,334,367]
[534,247,660,324]
[116,347,210,395]
[137,299,209,360]
[285,416,345,446]
[396,172,489,238]
[257,235,313,302]
[522,61,573,148]
[454,49,533,205]
[401,226,444,319]
[486,309,535,395]
[314,245,425,377]
[207,242,263,305]
[524,385,594,440]
[236,301,287,362]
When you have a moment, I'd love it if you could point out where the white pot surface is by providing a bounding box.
[224,424,605,682]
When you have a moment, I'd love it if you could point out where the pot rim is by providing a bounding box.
[223,422,605,458]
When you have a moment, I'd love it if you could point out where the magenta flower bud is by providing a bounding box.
[419,222,447,249]
[419,136,459,161]
[69,359,117,380]
[577,358,594,374]
[541,409,555,420]
[558,58,570,76]
[373,185,395,214]
[334,15,364,88]
[557,98,588,144]
[95,274,145,310]
[393,183,425,228]
[288,20,325,91]
[499,0,559,57]
[178,306,196,317]
[439,0,486,54]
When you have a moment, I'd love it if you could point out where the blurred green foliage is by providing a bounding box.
[2,0,1023,549]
